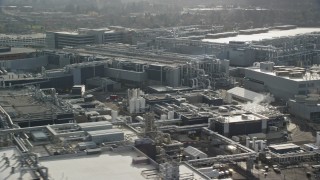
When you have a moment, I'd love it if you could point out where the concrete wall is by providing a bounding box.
[1,56,48,71]
[287,100,320,122]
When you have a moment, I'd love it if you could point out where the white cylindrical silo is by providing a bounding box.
[127,89,132,99]
[111,110,118,122]
[135,98,140,113]
[137,88,141,97]
[252,137,257,150]
[129,98,136,113]
[246,137,250,148]
[316,132,320,146]
[140,97,146,111]
[133,89,138,98]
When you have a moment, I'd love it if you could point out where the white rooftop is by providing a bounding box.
[40,150,154,180]
[202,28,320,44]
[224,114,262,123]
[228,87,264,102]
[248,67,320,82]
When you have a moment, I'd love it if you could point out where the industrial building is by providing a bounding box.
[155,26,320,67]
[244,62,320,100]
[0,87,73,128]
[288,94,320,122]
[0,46,48,71]
[0,33,46,48]
[46,27,131,49]
[209,106,268,137]
[1,23,320,180]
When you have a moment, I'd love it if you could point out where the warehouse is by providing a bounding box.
[288,94,320,122]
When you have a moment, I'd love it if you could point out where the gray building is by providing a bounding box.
[46,31,95,49]
[46,27,129,49]
[288,94,320,122]
[244,62,320,100]
[88,129,124,144]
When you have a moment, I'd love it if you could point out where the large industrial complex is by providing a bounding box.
[1,3,320,179]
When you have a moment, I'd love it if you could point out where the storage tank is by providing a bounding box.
[135,116,144,122]
[226,145,237,154]
[160,114,167,120]
[133,89,138,98]
[128,89,132,99]
[129,98,136,113]
[111,110,118,122]
[135,98,140,113]
[140,97,146,111]
[168,111,174,120]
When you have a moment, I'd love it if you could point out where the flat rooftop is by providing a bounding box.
[247,68,320,82]
[228,87,265,102]
[223,113,263,123]
[202,28,320,44]
[0,89,65,122]
[0,33,45,39]
[40,149,155,180]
